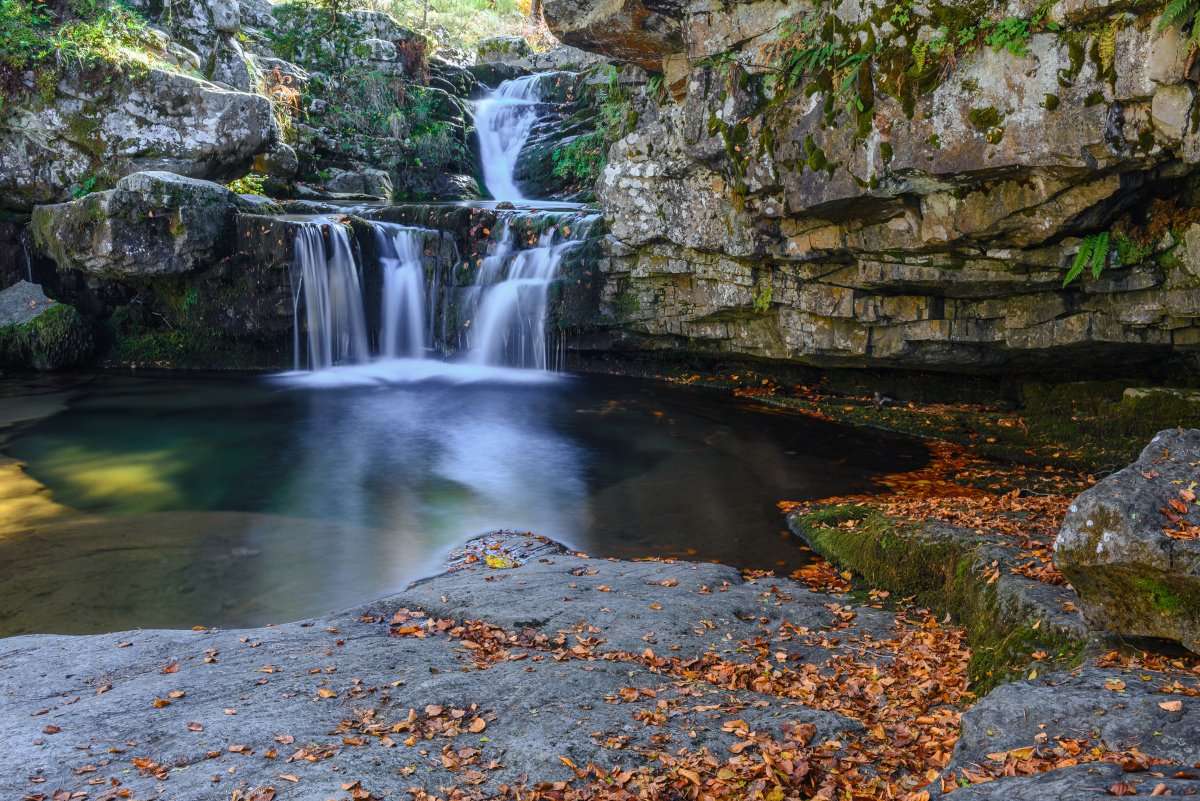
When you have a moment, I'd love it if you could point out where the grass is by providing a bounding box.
[1,0,164,101]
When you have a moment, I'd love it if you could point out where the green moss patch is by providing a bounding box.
[790,504,1087,694]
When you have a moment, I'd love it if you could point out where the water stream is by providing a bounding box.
[473,75,543,202]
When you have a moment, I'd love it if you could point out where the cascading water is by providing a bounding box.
[291,219,370,370]
[467,218,595,370]
[285,72,601,379]
[473,75,542,202]
[375,223,429,359]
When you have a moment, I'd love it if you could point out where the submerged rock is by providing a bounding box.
[1055,429,1200,653]
[31,171,249,278]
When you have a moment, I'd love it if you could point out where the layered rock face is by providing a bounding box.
[549,0,1200,372]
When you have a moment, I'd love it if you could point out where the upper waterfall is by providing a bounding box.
[474,75,543,202]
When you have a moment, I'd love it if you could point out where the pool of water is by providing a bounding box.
[0,367,927,635]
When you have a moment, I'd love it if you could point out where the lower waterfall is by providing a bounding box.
[287,210,600,376]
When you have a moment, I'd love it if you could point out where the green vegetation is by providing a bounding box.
[790,504,1087,693]
[365,0,530,51]
[0,0,159,105]
[551,66,635,188]
[1063,231,1109,286]
[0,304,94,370]
[1159,0,1200,51]
[227,174,267,195]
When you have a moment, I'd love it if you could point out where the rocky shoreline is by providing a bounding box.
[3,528,1198,801]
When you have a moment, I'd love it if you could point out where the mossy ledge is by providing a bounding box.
[0,304,94,370]
[788,504,1089,693]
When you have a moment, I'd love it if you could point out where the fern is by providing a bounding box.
[1098,22,1117,73]
[1063,232,1110,286]
[1158,0,1200,50]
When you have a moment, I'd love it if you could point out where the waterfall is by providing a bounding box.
[466,215,597,370]
[474,75,542,202]
[291,219,370,370]
[375,223,428,359]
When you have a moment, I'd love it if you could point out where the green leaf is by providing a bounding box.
[1063,240,1091,287]
[1090,231,1109,279]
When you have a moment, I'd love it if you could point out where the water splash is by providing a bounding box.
[375,223,429,360]
[474,75,542,202]
[291,220,370,370]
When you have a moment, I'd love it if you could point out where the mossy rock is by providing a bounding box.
[0,303,94,370]
[789,504,1088,692]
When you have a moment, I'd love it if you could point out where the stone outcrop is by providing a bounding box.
[543,0,683,69]
[0,532,876,800]
[554,0,1200,373]
[1055,428,1200,653]
[0,63,275,212]
[31,172,251,278]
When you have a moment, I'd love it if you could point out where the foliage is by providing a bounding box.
[753,285,773,314]
[0,0,156,102]
[1160,0,1200,51]
[364,0,529,50]
[551,66,634,187]
[227,173,267,195]
[1062,231,1109,286]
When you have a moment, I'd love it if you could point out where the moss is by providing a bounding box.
[791,505,1087,693]
[1042,93,1059,111]
[1084,90,1106,107]
[0,304,94,370]
[1133,577,1185,613]
[967,106,1003,131]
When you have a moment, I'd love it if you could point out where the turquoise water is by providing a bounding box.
[0,371,926,634]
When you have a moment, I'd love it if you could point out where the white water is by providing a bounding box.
[375,223,429,359]
[474,75,542,202]
[291,220,370,370]
[468,224,583,370]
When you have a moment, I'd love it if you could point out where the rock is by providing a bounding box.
[31,171,247,278]
[324,168,393,199]
[0,282,93,370]
[517,43,608,72]
[931,664,1200,798]
[543,0,683,69]
[0,64,274,212]
[254,141,299,179]
[476,34,533,65]
[1184,224,1200,279]
[1054,429,1200,653]
[0,532,882,799]
[1123,387,1200,404]
[1151,84,1195,142]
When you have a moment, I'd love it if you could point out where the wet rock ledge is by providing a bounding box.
[2,532,1199,801]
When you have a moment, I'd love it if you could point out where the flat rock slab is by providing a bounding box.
[0,533,868,801]
[935,664,1200,798]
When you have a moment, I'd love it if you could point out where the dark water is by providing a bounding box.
[0,369,927,635]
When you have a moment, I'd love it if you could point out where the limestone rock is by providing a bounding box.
[1054,429,1200,653]
[324,168,393,199]
[0,64,274,212]
[31,171,248,278]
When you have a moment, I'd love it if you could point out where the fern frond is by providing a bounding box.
[1090,231,1110,279]
[1063,240,1091,287]
[1159,0,1196,31]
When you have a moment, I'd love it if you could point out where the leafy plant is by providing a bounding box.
[227,173,267,195]
[1160,0,1200,50]
[71,175,99,198]
[753,285,773,314]
[1063,232,1110,287]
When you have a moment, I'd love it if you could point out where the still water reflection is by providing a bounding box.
[0,370,927,635]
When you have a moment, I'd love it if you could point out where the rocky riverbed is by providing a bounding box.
[3,530,1199,801]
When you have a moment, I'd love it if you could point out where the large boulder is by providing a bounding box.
[1054,428,1200,652]
[0,63,275,212]
[542,0,683,68]
[475,35,533,65]
[31,171,249,278]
